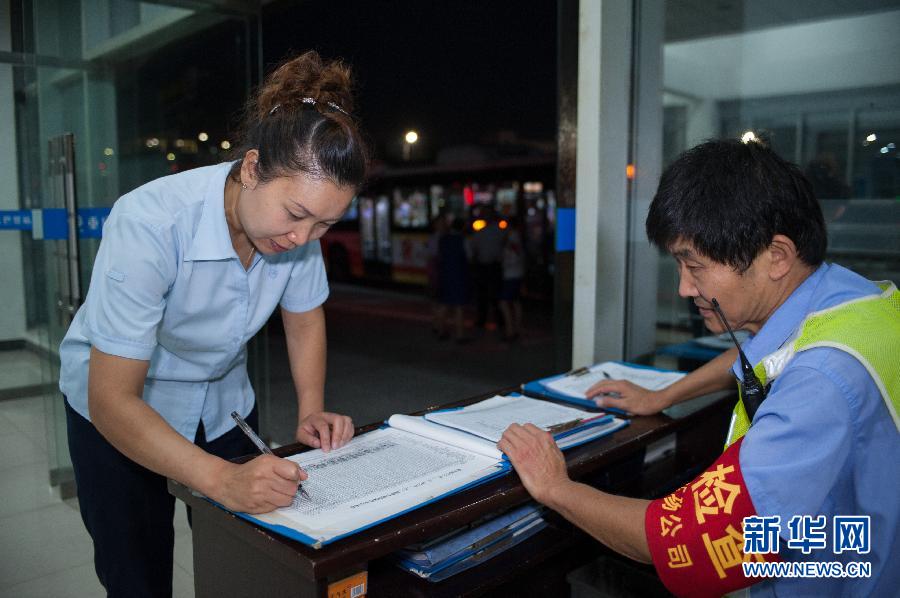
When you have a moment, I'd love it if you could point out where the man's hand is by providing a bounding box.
[212,454,307,514]
[296,412,354,452]
[498,423,571,506]
[586,379,668,415]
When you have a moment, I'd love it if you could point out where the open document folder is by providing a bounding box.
[522,361,686,410]
[231,395,628,548]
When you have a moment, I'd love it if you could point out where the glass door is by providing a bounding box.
[7,0,262,495]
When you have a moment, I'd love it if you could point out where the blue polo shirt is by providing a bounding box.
[59,162,329,442]
[735,264,899,596]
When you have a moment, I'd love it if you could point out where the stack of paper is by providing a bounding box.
[394,503,546,582]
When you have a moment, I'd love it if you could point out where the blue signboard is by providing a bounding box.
[77,207,110,239]
[555,207,576,252]
[0,210,33,231]
[0,208,111,240]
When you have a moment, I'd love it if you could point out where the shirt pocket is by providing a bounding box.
[157,264,244,354]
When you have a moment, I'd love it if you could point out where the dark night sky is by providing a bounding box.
[262,1,558,164]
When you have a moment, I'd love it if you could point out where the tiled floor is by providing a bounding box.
[0,393,196,597]
[0,284,558,597]
[0,350,43,391]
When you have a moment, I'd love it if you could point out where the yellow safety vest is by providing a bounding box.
[725,281,900,448]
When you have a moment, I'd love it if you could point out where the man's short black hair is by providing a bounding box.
[646,138,827,271]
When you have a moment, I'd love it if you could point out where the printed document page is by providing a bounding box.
[252,427,501,546]
[388,414,502,459]
[544,362,686,399]
[423,395,598,442]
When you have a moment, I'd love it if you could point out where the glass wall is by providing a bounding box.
[632,1,900,367]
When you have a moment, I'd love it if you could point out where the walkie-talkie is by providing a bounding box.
[710,298,768,420]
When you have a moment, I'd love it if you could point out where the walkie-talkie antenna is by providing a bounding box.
[711,299,743,352]
[710,298,768,420]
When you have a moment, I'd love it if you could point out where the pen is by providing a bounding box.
[230,411,310,500]
[596,370,621,398]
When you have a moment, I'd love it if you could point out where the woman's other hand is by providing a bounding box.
[296,412,354,451]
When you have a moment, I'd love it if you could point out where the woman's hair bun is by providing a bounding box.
[230,49,368,190]
[255,50,354,119]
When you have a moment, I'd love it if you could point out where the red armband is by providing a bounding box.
[645,438,779,597]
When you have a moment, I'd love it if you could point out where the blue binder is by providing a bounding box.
[395,503,547,581]
[521,361,685,413]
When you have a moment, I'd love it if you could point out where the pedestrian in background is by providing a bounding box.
[435,217,471,342]
[499,216,525,341]
[469,207,505,331]
[426,213,448,336]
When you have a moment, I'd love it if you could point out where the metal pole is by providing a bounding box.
[62,133,81,315]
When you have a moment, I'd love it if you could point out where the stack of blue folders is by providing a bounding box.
[394,503,546,582]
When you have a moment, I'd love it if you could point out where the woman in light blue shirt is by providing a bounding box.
[59,51,367,596]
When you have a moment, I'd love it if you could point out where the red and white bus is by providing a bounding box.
[320,156,557,297]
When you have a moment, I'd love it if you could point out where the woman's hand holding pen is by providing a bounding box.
[585,379,668,416]
[296,411,354,452]
[211,455,308,514]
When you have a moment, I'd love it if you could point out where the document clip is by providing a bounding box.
[547,418,584,434]
[566,366,590,377]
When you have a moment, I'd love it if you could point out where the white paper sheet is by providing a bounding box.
[252,427,502,546]
[423,395,598,442]
[388,414,503,459]
[543,362,685,399]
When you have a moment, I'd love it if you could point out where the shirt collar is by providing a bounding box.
[185,162,239,262]
[731,263,830,379]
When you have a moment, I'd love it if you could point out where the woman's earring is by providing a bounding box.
[241,183,248,190]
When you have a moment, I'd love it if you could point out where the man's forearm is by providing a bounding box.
[545,481,652,563]
[659,346,737,407]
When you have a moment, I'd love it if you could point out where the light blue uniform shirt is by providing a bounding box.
[60,162,329,442]
[735,263,899,596]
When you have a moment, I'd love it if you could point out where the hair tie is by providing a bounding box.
[325,101,350,117]
[303,96,350,116]
[269,98,349,117]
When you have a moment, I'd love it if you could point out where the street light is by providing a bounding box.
[403,130,419,161]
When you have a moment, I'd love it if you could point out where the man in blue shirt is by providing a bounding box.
[500,139,899,596]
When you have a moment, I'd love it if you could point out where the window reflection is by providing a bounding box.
[650,2,900,367]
